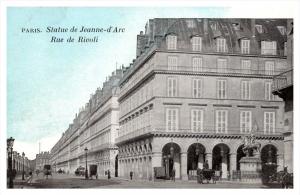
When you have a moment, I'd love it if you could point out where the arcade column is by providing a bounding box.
[180,152,188,180]
[277,153,284,171]
[229,153,237,179]
[152,152,162,180]
[205,153,212,169]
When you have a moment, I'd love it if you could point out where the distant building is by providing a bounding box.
[49,70,122,176]
[272,19,293,173]
[11,151,30,174]
[35,151,50,170]
[29,159,36,171]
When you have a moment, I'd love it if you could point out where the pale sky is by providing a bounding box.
[7,7,230,160]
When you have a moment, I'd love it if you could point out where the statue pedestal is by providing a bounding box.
[239,156,262,183]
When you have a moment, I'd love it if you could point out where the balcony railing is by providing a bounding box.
[155,65,287,76]
[272,69,293,91]
[119,64,287,100]
[116,125,283,144]
[116,126,152,143]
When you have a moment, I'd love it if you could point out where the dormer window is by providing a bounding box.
[241,39,250,54]
[210,21,218,31]
[261,41,277,55]
[255,24,263,33]
[277,26,286,35]
[232,23,240,30]
[186,20,196,28]
[166,34,177,50]
[217,37,227,52]
[191,36,202,51]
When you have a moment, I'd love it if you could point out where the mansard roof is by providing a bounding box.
[119,18,288,85]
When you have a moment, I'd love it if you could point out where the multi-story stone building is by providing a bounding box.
[272,19,293,173]
[50,70,122,177]
[11,151,30,174]
[116,18,290,180]
[35,151,50,170]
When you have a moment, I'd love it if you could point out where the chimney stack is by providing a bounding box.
[251,19,256,37]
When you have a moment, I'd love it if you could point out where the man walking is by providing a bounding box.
[171,168,176,182]
[130,171,133,180]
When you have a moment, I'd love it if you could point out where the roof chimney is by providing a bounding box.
[251,19,256,37]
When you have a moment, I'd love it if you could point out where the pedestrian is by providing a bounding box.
[28,171,33,184]
[171,168,176,182]
[130,171,133,180]
[107,170,111,179]
[204,160,209,169]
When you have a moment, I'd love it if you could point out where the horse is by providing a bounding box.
[242,142,261,156]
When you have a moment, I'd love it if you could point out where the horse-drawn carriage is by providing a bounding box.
[269,171,293,188]
[197,169,216,184]
[43,164,52,179]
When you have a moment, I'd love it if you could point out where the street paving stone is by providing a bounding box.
[13,173,280,189]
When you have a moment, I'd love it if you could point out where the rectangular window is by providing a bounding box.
[192,79,202,98]
[240,111,252,133]
[261,41,277,55]
[217,58,227,73]
[166,108,179,131]
[168,56,178,70]
[217,80,227,99]
[241,59,251,73]
[217,38,227,52]
[167,77,177,97]
[241,39,250,54]
[216,110,228,133]
[255,25,263,34]
[192,57,203,72]
[265,81,275,100]
[167,35,177,50]
[192,37,202,51]
[265,61,275,75]
[191,109,203,132]
[241,80,251,100]
[264,112,275,134]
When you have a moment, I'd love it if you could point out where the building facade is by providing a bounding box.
[49,70,122,177]
[35,151,50,170]
[49,18,292,181]
[272,19,293,173]
[116,18,290,180]
[11,151,30,174]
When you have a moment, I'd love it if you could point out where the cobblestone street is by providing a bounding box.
[13,173,280,189]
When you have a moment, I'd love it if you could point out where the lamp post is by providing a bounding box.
[84,147,88,179]
[7,137,15,188]
[22,152,25,180]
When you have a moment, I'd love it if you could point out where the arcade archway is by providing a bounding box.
[213,143,230,179]
[261,144,278,182]
[162,142,181,179]
[187,143,206,173]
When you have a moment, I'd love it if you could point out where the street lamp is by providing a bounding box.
[84,147,88,179]
[7,137,15,188]
[22,152,25,180]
